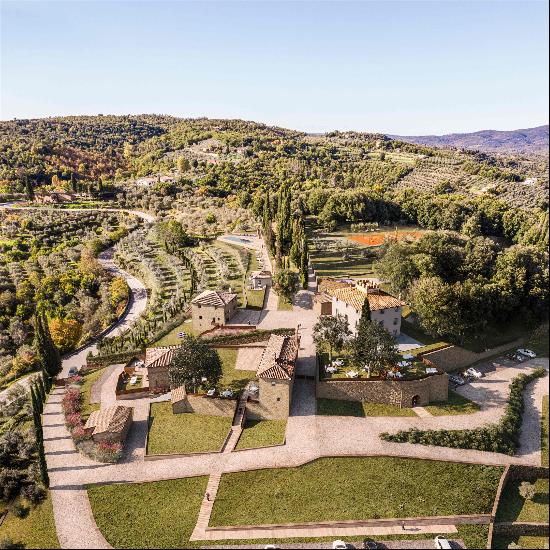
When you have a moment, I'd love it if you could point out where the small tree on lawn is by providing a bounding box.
[169,336,222,393]
[274,269,298,302]
[313,314,351,361]
[519,481,536,501]
[348,319,400,375]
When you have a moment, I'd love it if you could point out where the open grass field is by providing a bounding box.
[0,493,59,549]
[235,419,287,450]
[495,478,549,523]
[147,402,232,455]
[152,319,194,346]
[542,395,549,467]
[88,476,207,549]
[210,457,503,526]
[425,390,481,416]
[316,398,417,417]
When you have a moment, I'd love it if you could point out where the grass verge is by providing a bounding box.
[0,493,59,548]
[495,478,549,523]
[235,419,286,450]
[147,402,232,455]
[210,456,503,526]
[80,367,106,419]
[425,390,481,416]
[492,535,549,549]
[216,347,254,392]
[88,477,207,548]
[316,398,416,417]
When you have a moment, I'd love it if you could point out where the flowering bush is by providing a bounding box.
[66,374,84,385]
[95,441,123,463]
[62,387,82,414]
[65,412,82,429]
[71,425,91,443]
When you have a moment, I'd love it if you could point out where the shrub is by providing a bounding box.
[65,412,82,429]
[0,537,22,549]
[66,374,84,385]
[71,425,91,443]
[8,502,28,519]
[94,441,123,463]
[61,387,82,414]
[381,368,546,455]
[20,483,46,505]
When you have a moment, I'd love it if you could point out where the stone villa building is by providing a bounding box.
[191,290,238,334]
[318,278,405,336]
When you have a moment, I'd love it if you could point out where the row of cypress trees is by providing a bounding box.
[30,370,51,488]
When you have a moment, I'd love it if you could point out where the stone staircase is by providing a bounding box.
[189,472,222,541]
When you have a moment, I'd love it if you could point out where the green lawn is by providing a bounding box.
[542,395,549,467]
[80,367,106,419]
[216,347,255,392]
[152,319,194,346]
[316,398,416,417]
[493,535,550,549]
[425,390,481,416]
[245,288,265,309]
[495,478,549,523]
[210,457,503,526]
[0,493,60,548]
[147,402,232,455]
[235,419,287,450]
[277,295,293,311]
[88,477,207,549]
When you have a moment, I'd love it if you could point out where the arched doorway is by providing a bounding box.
[411,395,420,407]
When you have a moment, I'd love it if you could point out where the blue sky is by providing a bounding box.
[1,0,548,134]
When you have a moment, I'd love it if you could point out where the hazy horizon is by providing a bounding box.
[2,0,548,134]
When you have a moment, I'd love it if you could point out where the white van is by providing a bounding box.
[434,535,452,549]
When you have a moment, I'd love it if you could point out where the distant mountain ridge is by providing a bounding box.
[389,124,548,155]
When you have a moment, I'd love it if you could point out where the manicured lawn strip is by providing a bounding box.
[216,347,254,392]
[316,398,416,417]
[542,395,549,467]
[235,419,287,450]
[245,288,265,309]
[425,390,481,416]
[210,457,503,526]
[80,367,106,419]
[492,535,550,549]
[152,319,194,346]
[88,477,207,549]
[495,478,549,523]
[456,524,489,550]
[277,295,293,311]
[147,402,232,455]
[0,493,60,549]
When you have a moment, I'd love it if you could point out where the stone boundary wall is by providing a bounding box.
[419,338,524,372]
[172,393,238,417]
[316,373,448,408]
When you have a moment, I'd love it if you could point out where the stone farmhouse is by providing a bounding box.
[319,278,405,336]
[246,333,300,420]
[191,290,238,334]
[84,405,133,443]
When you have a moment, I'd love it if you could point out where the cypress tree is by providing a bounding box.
[299,238,309,289]
[37,375,47,405]
[34,310,62,377]
[41,368,52,393]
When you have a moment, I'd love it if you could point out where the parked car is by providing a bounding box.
[512,353,525,362]
[220,389,234,398]
[434,535,452,549]
[449,374,465,386]
[332,541,348,549]
[464,367,483,379]
[363,540,378,549]
[67,367,79,377]
[517,348,537,359]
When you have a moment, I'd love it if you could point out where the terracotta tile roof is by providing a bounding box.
[145,346,180,370]
[84,405,132,435]
[313,292,332,304]
[191,290,237,307]
[256,334,299,380]
[317,278,352,294]
[329,286,404,312]
[171,385,187,404]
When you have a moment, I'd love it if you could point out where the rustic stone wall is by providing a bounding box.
[316,373,448,407]
[420,338,524,372]
[246,378,292,419]
[172,394,237,417]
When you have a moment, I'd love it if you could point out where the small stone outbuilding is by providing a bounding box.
[191,290,238,334]
[145,345,180,393]
[313,292,333,316]
[84,405,133,443]
[249,270,272,290]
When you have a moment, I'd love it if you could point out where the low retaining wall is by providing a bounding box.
[316,373,448,408]
[419,339,524,372]
[173,394,238,417]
